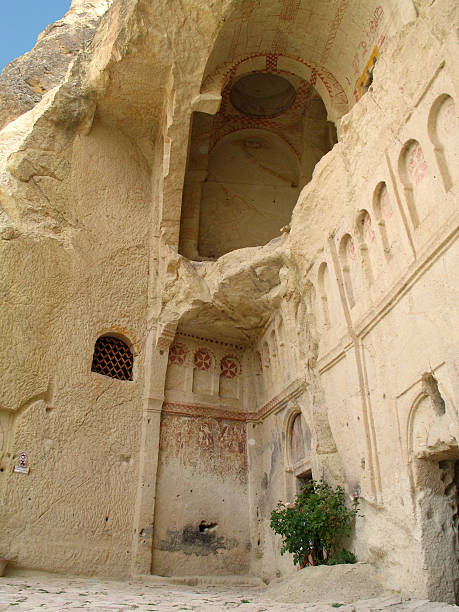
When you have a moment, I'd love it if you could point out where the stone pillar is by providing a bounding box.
[179,170,207,260]
[130,330,169,576]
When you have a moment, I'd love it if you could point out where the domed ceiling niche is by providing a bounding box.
[179,70,335,260]
[178,0,414,261]
[230,73,296,116]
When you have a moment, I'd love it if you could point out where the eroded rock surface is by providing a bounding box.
[0,0,113,130]
[0,0,458,605]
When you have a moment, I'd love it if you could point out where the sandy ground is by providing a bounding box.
[0,573,456,611]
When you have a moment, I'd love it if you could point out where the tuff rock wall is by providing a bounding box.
[0,0,458,603]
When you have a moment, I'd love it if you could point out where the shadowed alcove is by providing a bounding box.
[179,71,336,260]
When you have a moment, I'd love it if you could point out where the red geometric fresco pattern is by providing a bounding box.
[279,0,301,22]
[194,349,212,371]
[211,66,315,157]
[265,54,278,72]
[91,336,133,381]
[220,356,241,379]
[168,343,187,366]
[213,51,348,113]
[317,0,350,69]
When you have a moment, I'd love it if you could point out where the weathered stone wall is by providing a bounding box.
[0,62,152,575]
[0,0,457,603]
[152,335,250,575]
[284,6,459,599]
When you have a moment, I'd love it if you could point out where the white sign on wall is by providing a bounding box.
[14,451,30,474]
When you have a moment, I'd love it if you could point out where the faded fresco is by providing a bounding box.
[159,413,247,483]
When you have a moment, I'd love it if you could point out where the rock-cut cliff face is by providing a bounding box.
[0,0,113,131]
[0,0,458,602]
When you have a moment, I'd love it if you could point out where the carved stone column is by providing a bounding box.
[130,331,169,576]
[179,170,208,260]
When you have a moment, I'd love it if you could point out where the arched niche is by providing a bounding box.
[162,0,417,255]
[197,129,300,259]
[407,390,459,604]
[277,316,286,364]
[192,347,216,395]
[317,262,331,329]
[289,412,312,466]
[219,355,241,399]
[253,349,264,401]
[372,180,409,267]
[339,233,357,308]
[284,409,313,497]
[372,182,392,258]
[261,340,272,391]
[398,139,430,229]
[179,66,335,260]
[200,1,415,120]
[355,209,375,286]
[428,94,458,191]
[269,328,278,365]
[165,342,189,392]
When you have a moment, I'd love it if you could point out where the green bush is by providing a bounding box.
[270,479,359,567]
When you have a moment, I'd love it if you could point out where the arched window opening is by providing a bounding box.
[91,336,134,381]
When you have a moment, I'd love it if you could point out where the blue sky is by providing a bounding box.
[0,0,71,72]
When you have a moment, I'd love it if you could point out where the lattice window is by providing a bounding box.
[91,336,133,381]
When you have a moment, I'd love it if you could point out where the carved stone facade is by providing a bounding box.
[0,0,458,605]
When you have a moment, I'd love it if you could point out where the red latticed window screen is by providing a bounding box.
[91,336,133,381]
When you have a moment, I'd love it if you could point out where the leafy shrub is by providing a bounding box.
[270,479,359,567]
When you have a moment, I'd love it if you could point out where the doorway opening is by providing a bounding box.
[415,456,459,603]
[296,468,313,495]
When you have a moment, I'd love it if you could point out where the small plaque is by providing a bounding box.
[14,466,30,474]
[14,451,30,474]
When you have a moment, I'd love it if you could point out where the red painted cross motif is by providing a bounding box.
[194,349,212,371]
[168,343,186,366]
[220,356,240,379]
